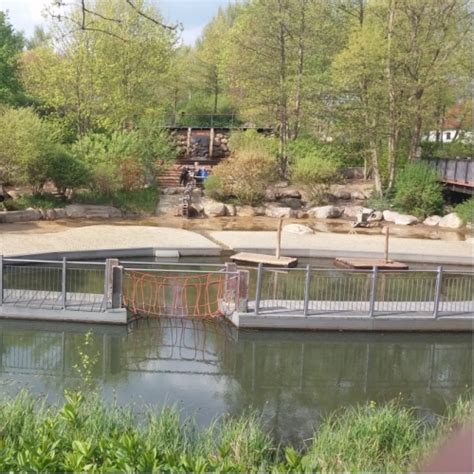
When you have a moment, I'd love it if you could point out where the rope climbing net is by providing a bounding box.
[123,270,239,319]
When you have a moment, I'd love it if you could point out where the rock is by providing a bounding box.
[54,208,66,219]
[278,198,302,210]
[236,205,256,217]
[351,191,366,200]
[65,205,121,219]
[254,206,267,216]
[439,212,464,229]
[423,215,442,226]
[295,210,309,219]
[274,181,290,189]
[187,204,202,218]
[334,190,351,200]
[278,189,302,199]
[309,205,344,219]
[383,210,418,225]
[45,209,56,220]
[343,206,374,219]
[202,200,226,217]
[264,207,294,218]
[340,167,365,179]
[225,204,237,216]
[0,209,42,223]
[367,210,383,222]
[382,210,399,222]
[264,189,277,201]
[283,224,314,234]
[394,214,418,225]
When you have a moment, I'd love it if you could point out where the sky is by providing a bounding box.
[0,0,233,45]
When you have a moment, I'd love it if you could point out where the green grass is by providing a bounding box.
[454,198,473,224]
[0,390,471,473]
[3,193,65,211]
[73,187,159,213]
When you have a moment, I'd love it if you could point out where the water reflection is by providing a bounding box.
[0,318,471,443]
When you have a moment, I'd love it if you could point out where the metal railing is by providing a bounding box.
[0,257,108,312]
[253,264,474,317]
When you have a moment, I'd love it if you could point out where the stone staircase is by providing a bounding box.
[157,158,222,188]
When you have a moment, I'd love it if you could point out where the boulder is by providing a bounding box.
[54,208,66,219]
[203,200,226,217]
[383,210,418,225]
[254,206,267,216]
[0,209,42,223]
[278,189,302,199]
[334,190,351,200]
[295,210,309,219]
[423,215,442,226]
[236,205,256,217]
[225,203,237,217]
[439,212,464,229]
[394,214,418,225]
[278,197,302,210]
[351,190,366,200]
[382,210,399,223]
[265,207,294,218]
[344,206,374,219]
[283,224,314,235]
[367,210,383,222]
[65,205,121,219]
[45,209,56,220]
[264,189,277,201]
[309,205,344,219]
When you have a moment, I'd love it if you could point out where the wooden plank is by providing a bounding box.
[334,258,409,270]
[231,252,298,268]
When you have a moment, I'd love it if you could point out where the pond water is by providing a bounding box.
[0,318,471,444]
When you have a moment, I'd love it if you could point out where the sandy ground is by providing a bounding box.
[1,219,472,264]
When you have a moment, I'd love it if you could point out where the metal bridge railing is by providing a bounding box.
[0,257,108,312]
[253,264,474,318]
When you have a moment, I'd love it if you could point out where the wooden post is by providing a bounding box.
[209,128,215,158]
[276,218,283,259]
[186,127,192,156]
[383,226,390,263]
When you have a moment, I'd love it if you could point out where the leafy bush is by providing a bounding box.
[454,198,473,224]
[72,126,176,195]
[228,129,278,156]
[208,148,278,204]
[74,187,159,213]
[0,106,59,190]
[432,140,473,159]
[292,154,340,204]
[203,175,226,201]
[287,137,345,166]
[393,162,443,218]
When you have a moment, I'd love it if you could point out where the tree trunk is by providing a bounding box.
[386,0,397,191]
[278,0,288,175]
[408,88,424,161]
[292,0,306,140]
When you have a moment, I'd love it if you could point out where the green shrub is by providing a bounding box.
[3,192,64,210]
[210,148,278,205]
[287,137,345,166]
[203,175,226,201]
[432,141,473,159]
[292,155,340,204]
[454,198,473,224]
[393,162,443,218]
[228,129,278,156]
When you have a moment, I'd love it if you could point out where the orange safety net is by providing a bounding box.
[123,270,239,319]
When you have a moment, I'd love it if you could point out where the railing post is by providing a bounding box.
[0,255,3,305]
[303,264,311,316]
[433,266,443,319]
[112,265,123,309]
[104,258,119,310]
[255,263,263,315]
[368,266,378,317]
[238,269,249,312]
[61,257,67,309]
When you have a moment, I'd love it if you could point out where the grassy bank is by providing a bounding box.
[0,391,471,472]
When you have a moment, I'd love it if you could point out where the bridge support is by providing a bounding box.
[209,128,215,158]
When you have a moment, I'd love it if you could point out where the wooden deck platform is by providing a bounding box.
[230,252,298,268]
[334,258,409,270]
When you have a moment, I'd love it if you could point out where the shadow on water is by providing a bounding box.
[0,317,472,445]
